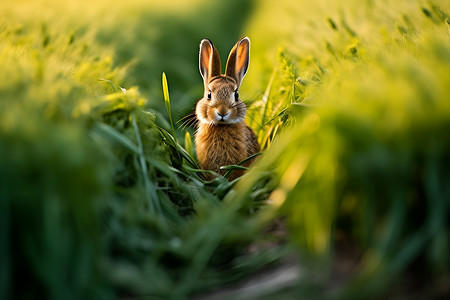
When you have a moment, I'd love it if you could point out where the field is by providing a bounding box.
[1,0,449,299]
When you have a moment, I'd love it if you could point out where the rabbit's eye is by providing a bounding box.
[207,91,211,100]
[234,90,239,101]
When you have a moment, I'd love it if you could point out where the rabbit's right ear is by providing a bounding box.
[199,39,221,84]
[225,37,250,88]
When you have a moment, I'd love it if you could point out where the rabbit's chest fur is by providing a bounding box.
[196,122,248,178]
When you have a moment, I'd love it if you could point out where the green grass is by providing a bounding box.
[1,0,449,299]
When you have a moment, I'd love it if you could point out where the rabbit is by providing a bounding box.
[195,37,260,181]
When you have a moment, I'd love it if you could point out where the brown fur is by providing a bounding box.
[196,122,260,181]
[195,37,260,181]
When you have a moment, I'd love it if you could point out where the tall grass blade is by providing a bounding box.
[93,123,139,154]
[158,126,200,170]
[162,72,177,143]
[98,78,119,92]
[261,68,277,127]
[184,131,193,158]
[222,152,262,179]
[131,112,161,215]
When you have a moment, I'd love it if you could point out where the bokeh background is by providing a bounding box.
[1,0,449,299]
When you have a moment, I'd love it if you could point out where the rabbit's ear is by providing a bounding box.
[225,37,250,88]
[199,39,221,83]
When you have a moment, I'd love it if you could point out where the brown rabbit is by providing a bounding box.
[195,37,260,181]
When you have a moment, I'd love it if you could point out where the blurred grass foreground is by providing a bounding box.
[1,0,449,299]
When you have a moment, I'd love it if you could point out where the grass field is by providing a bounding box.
[1,0,449,299]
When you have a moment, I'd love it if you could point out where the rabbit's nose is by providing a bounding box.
[215,109,230,119]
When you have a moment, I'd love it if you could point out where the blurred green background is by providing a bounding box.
[1,0,449,299]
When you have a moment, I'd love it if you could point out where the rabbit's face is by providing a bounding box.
[196,76,247,125]
[197,37,250,125]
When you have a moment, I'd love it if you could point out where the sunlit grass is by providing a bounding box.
[242,0,450,297]
[1,0,449,299]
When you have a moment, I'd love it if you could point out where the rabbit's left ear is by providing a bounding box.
[199,39,221,84]
[225,37,250,88]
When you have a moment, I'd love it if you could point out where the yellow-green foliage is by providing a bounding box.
[246,0,450,244]
[1,0,449,299]
[241,0,450,297]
